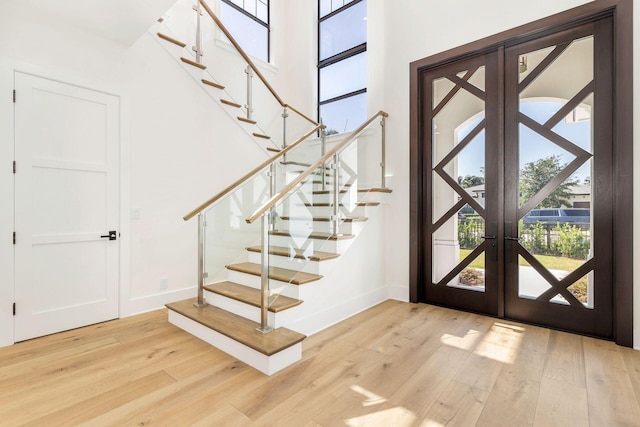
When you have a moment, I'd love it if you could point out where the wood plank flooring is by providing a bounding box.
[0,300,639,426]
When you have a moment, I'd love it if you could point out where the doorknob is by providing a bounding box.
[482,235,497,239]
[505,236,521,241]
[100,231,117,241]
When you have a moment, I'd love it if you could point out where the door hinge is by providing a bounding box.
[13,161,16,174]
[13,232,16,245]
[13,303,16,316]
[13,90,16,103]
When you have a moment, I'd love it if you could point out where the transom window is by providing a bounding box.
[318,0,367,134]
[220,0,270,62]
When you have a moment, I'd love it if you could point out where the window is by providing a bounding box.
[318,0,367,134]
[220,0,269,62]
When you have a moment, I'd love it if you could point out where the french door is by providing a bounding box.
[418,19,615,338]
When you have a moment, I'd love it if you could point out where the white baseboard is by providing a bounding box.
[292,286,389,336]
[388,285,409,302]
[122,287,196,317]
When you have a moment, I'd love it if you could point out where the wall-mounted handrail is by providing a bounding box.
[246,111,389,224]
[183,124,325,221]
[199,0,319,127]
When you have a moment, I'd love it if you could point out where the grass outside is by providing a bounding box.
[459,249,588,303]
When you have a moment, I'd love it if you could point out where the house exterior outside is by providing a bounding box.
[463,183,591,209]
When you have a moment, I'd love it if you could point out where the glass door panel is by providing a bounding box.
[424,53,499,315]
[504,21,613,337]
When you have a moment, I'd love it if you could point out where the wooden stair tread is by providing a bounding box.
[303,202,380,207]
[266,147,281,153]
[269,230,355,241]
[157,32,186,48]
[313,189,349,195]
[246,245,339,261]
[166,298,305,356]
[313,187,392,195]
[202,79,225,90]
[205,281,303,313]
[312,180,351,187]
[237,116,257,124]
[253,132,271,140]
[279,216,368,223]
[280,161,311,167]
[359,187,393,193]
[180,57,206,70]
[221,99,242,108]
[226,262,322,285]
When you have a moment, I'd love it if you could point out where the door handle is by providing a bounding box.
[505,221,515,263]
[100,231,117,241]
[485,222,498,261]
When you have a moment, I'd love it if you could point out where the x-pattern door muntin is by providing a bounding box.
[513,46,594,306]
[425,52,501,316]
[423,19,614,339]
[432,70,488,287]
[504,20,614,337]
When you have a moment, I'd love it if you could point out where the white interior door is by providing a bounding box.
[14,72,120,342]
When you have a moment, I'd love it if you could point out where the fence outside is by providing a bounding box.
[458,217,591,260]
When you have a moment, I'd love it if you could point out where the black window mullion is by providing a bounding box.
[319,0,363,21]
[318,43,367,68]
[319,88,367,106]
[221,0,269,26]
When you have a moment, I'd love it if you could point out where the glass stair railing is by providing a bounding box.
[159,0,391,338]
[183,111,388,333]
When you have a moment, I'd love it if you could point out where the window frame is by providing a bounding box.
[220,0,270,62]
[317,0,367,132]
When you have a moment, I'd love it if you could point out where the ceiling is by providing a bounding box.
[16,0,178,45]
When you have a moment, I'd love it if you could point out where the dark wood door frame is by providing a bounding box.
[409,0,633,347]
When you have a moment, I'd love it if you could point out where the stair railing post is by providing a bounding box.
[321,122,327,192]
[245,65,254,120]
[281,106,289,153]
[269,162,276,232]
[192,0,203,64]
[257,213,273,334]
[380,115,386,188]
[332,153,340,236]
[193,212,207,308]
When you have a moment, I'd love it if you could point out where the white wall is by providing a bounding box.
[0,1,273,346]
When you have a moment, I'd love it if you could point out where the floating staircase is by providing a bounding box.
[153,1,391,375]
[166,184,390,375]
[152,26,278,153]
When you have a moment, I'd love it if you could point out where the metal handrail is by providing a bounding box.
[199,0,319,127]
[246,111,389,224]
[183,124,324,221]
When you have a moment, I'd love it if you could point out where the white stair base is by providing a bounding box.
[168,310,302,376]
[205,289,302,328]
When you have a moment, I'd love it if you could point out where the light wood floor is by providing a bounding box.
[1,300,640,426]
